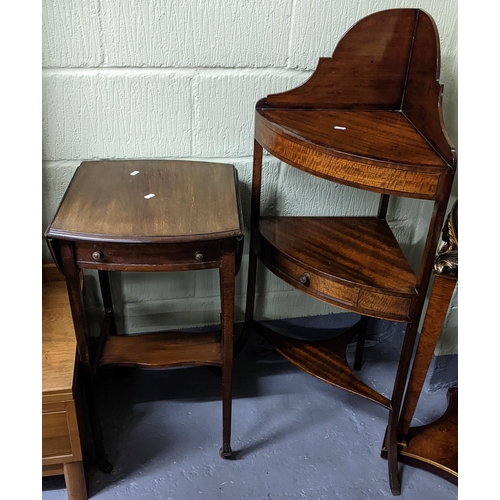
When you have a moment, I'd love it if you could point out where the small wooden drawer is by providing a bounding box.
[258,241,414,322]
[271,252,359,307]
[75,240,222,270]
[42,401,82,466]
[357,290,412,322]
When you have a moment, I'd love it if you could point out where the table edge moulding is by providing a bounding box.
[45,160,244,473]
[234,8,456,496]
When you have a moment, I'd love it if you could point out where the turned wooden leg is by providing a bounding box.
[219,240,236,458]
[63,461,87,500]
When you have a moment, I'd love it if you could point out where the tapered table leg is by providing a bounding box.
[219,240,236,458]
[60,240,113,473]
[63,461,87,500]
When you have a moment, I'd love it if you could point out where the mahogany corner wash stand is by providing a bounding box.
[236,9,456,495]
[45,160,243,471]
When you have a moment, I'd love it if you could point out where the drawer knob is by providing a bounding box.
[299,273,310,285]
[92,251,103,260]
[195,252,204,261]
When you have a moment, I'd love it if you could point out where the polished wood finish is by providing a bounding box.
[255,110,451,199]
[257,216,416,321]
[240,8,456,496]
[42,264,87,500]
[253,320,390,408]
[392,388,457,482]
[100,331,222,368]
[382,201,458,486]
[45,160,243,470]
[399,277,457,436]
[48,160,241,243]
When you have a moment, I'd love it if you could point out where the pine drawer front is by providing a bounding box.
[42,400,82,467]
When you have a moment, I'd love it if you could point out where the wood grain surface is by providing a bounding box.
[47,160,242,243]
[42,264,77,401]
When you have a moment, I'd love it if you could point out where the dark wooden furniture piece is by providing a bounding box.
[43,264,87,500]
[382,200,458,485]
[236,9,456,495]
[45,160,243,471]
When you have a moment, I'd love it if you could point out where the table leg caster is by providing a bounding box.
[219,446,233,459]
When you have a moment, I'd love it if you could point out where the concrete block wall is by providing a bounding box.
[42,0,458,355]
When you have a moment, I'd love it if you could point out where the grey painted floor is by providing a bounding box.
[42,316,458,500]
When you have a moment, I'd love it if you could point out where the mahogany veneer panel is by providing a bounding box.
[255,112,451,200]
[259,110,446,168]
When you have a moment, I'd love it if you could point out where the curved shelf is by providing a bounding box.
[252,320,391,409]
[255,216,417,322]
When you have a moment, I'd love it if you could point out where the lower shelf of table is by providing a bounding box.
[250,320,391,409]
[381,387,458,484]
[99,330,222,368]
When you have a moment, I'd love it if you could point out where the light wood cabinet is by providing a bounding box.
[43,264,87,500]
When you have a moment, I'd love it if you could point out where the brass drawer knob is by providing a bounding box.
[195,252,204,261]
[92,251,103,260]
[299,273,310,285]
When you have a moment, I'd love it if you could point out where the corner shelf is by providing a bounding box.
[239,8,457,495]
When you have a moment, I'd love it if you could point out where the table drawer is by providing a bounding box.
[75,240,222,270]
